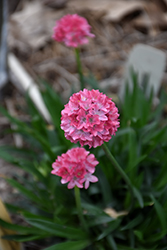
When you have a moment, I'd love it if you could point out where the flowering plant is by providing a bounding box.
[61,89,120,148]
[53,14,95,90]
[0,14,167,250]
[52,14,95,48]
[51,147,98,189]
[1,70,167,250]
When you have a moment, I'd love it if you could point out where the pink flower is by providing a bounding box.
[52,14,95,47]
[61,89,120,148]
[51,147,99,189]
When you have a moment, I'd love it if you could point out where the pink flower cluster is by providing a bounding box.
[51,148,98,189]
[52,14,95,47]
[61,89,120,148]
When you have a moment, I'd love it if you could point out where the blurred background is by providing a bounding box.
[4,0,167,97]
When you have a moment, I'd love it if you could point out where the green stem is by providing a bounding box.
[74,186,88,232]
[102,142,134,211]
[75,47,84,90]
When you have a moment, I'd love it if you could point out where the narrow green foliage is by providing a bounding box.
[26,219,88,240]
[1,72,167,249]
[44,240,90,250]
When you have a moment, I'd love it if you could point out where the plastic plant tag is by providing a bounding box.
[119,44,166,99]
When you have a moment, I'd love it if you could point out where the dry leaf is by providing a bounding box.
[43,0,67,9]
[103,1,144,23]
[67,0,112,19]
[104,207,128,219]
[68,0,144,23]
[68,0,111,12]
[134,12,167,34]
[133,13,156,34]
[163,0,167,6]
[0,198,21,250]
[9,0,63,50]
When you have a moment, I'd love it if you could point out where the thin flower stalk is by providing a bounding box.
[75,47,84,90]
[102,142,134,211]
[74,186,89,232]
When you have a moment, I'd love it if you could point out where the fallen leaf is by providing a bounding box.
[67,0,114,19]
[104,207,128,219]
[0,198,21,250]
[103,1,144,23]
[10,0,64,50]
[43,0,67,9]
[68,0,144,23]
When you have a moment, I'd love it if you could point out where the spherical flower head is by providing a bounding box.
[51,147,98,189]
[61,89,120,148]
[52,14,95,47]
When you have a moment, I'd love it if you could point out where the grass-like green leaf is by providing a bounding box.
[6,178,43,206]
[121,214,143,231]
[2,234,48,242]
[133,187,144,208]
[0,218,44,235]
[106,235,117,250]
[96,219,121,241]
[44,240,90,250]
[151,195,167,230]
[26,219,88,240]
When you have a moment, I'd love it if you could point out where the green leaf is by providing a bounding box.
[106,235,117,250]
[143,126,167,154]
[40,80,71,147]
[0,218,44,235]
[82,203,115,226]
[88,215,114,227]
[0,149,46,183]
[114,127,134,137]
[117,245,135,250]
[151,195,167,230]
[24,128,55,160]
[96,168,113,206]
[0,145,36,159]
[26,92,47,126]
[146,229,167,242]
[117,245,156,250]
[6,178,43,205]
[140,122,157,139]
[5,203,28,214]
[121,214,143,231]
[133,187,144,208]
[26,219,88,239]
[0,106,55,160]
[81,203,105,216]
[128,154,147,173]
[126,128,137,173]
[134,230,143,241]
[44,240,90,250]
[84,74,103,92]
[2,234,48,242]
[96,219,121,241]
[153,160,167,189]
[0,106,27,128]
[5,204,52,222]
